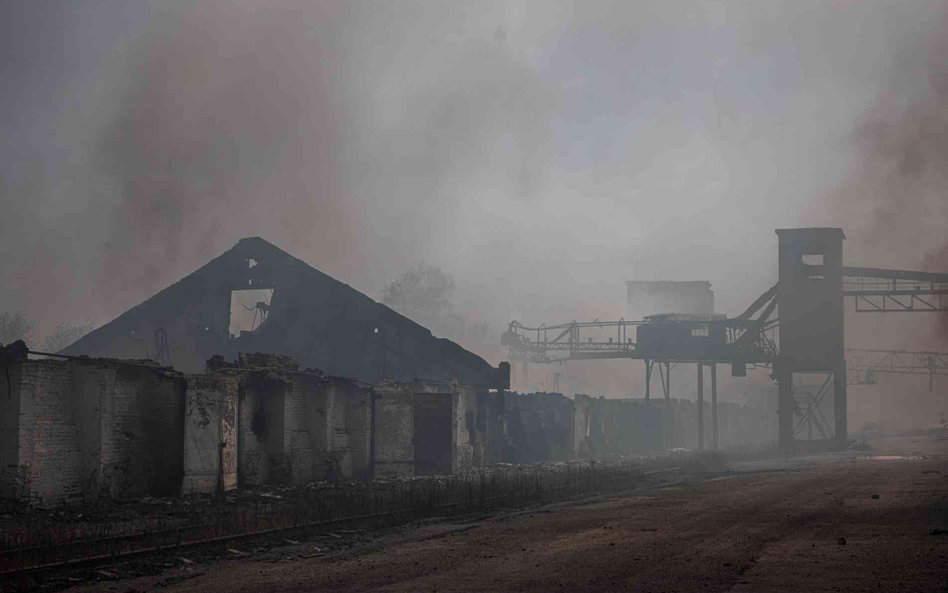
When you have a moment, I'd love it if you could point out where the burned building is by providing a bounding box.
[1,348,775,506]
[0,351,492,506]
[63,237,507,389]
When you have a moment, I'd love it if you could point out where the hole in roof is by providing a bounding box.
[229,288,274,338]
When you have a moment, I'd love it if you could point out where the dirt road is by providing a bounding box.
[75,436,948,592]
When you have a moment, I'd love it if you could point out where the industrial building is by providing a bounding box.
[61,237,507,389]
[0,348,774,507]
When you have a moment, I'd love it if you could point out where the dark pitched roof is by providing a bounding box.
[64,237,503,387]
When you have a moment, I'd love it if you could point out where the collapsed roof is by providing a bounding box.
[63,237,507,389]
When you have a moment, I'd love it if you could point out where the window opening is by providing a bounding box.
[229,288,274,337]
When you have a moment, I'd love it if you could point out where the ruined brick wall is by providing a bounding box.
[181,375,238,495]
[572,394,592,458]
[6,354,790,508]
[290,373,330,482]
[578,395,630,459]
[372,387,413,478]
[588,399,662,454]
[236,372,287,485]
[646,397,775,450]
[502,392,574,464]
[485,390,509,464]
[282,375,310,483]
[73,362,185,501]
[236,374,264,485]
[454,387,477,471]
[409,385,455,476]
[323,379,374,481]
[1,359,186,507]
[472,389,491,466]
[0,362,23,501]
[229,368,374,486]
[340,382,373,480]
[21,361,84,505]
[4,360,84,506]
[284,373,323,483]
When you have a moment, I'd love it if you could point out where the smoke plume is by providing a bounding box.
[826,9,948,342]
[3,1,947,394]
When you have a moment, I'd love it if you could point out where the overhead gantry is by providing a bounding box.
[503,227,948,453]
[502,290,779,451]
[846,348,948,389]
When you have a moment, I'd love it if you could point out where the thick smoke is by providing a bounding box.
[825,9,948,343]
[94,3,360,305]
[92,1,554,321]
[3,1,947,397]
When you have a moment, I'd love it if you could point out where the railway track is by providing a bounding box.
[0,465,685,580]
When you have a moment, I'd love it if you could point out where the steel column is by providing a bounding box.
[834,362,848,445]
[711,364,718,450]
[777,369,794,450]
[644,359,652,405]
[659,362,672,449]
[697,363,704,451]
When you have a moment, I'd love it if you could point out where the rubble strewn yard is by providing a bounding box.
[3,434,945,593]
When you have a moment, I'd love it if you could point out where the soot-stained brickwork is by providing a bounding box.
[1,352,773,508]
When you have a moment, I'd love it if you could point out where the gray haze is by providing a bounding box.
[3,1,947,386]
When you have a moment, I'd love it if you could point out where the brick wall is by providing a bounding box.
[236,372,287,486]
[15,360,85,506]
[454,387,475,471]
[231,371,373,485]
[340,382,373,480]
[72,363,185,501]
[502,392,574,464]
[181,375,238,495]
[572,394,592,458]
[325,381,352,480]
[284,373,319,483]
[372,387,413,478]
[0,359,186,507]
[5,354,783,508]
[0,362,23,500]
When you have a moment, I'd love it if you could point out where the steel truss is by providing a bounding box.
[502,285,779,366]
[846,348,948,390]
[840,266,948,312]
[793,373,833,440]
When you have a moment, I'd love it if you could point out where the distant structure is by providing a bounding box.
[626,280,714,318]
[63,237,508,389]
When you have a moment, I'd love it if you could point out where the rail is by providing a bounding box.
[0,459,690,577]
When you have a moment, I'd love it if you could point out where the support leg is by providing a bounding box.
[660,362,672,449]
[644,359,652,405]
[711,364,718,450]
[834,361,848,447]
[778,369,794,451]
[807,394,814,441]
[664,362,671,400]
[697,363,704,452]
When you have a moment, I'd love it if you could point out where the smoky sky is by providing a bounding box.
[2,0,948,365]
